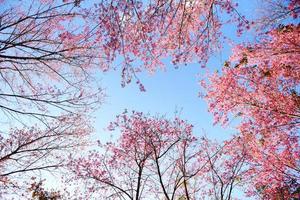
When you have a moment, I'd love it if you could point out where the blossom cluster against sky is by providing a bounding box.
[92,0,258,143]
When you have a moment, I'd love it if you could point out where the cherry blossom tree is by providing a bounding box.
[0,0,250,128]
[197,136,247,200]
[87,0,249,86]
[1,0,299,198]
[70,111,246,200]
[202,24,300,199]
[1,0,249,93]
[227,134,300,199]
[0,0,103,196]
[0,0,103,123]
[0,0,245,196]
[0,115,91,198]
[253,0,300,30]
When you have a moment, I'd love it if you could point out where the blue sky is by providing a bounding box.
[91,1,259,143]
[0,0,258,141]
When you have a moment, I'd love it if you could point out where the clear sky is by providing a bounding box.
[91,1,259,144]
[0,0,259,143]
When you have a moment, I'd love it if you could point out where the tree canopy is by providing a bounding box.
[0,0,299,199]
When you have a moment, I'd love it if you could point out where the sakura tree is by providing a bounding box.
[0,115,91,198]
[0,0,103,122]
[253,0,300,30]
[1,0,299,198]
[70,111,246,200]
[0,0,103,196]
[197,136,247,200]
[0,0,253,125]
[0,0,249,93]
[87,0,249,86]
[202,24,300,198]
[0,0,244,196]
